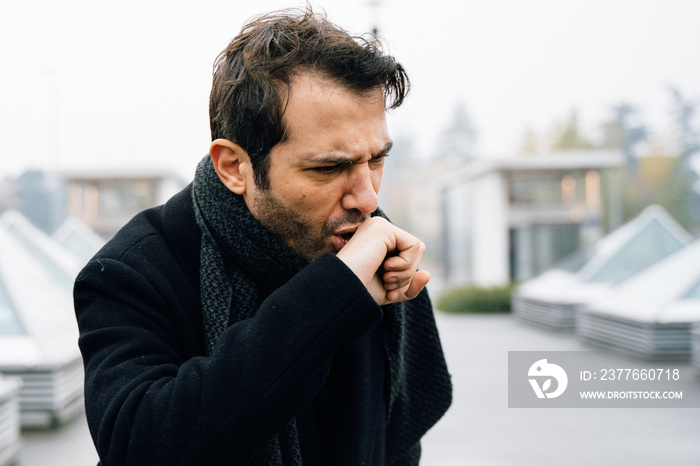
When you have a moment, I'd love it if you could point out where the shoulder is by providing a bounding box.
[74,184,206,368]
[80,184,201,291]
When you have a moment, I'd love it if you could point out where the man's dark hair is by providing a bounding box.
[209,7,410,189]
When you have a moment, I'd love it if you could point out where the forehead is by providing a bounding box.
[276,73,389,157]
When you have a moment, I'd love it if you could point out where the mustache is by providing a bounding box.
[323,210,370,233]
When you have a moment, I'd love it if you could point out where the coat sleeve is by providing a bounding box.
[74,247,381,466]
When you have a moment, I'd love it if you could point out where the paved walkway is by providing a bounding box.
[18,313,700,465]
[421,313,700,465]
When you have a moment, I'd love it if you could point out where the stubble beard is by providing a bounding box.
[251,188,368,263]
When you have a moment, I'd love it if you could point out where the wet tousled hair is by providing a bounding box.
[209,7,410,189]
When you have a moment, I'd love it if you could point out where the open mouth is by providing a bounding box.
[333,230,356,250]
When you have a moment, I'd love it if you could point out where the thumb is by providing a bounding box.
[404,270,431,301]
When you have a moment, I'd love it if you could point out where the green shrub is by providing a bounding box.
[436,284,514,314]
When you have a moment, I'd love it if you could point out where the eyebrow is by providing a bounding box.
[310,141,393,165]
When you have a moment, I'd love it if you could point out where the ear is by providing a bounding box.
[209,139,252,195]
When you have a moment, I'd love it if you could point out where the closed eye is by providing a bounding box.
[370,153,389,165]
[310,164,345,174]
[308,151,390,175]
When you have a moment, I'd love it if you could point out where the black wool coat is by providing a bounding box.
[74,185,452,465]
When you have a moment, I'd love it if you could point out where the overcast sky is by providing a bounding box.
[2,0,700,180]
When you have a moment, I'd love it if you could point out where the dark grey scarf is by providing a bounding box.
[191,155,452,465]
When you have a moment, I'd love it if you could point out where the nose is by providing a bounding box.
[341,163,379,214]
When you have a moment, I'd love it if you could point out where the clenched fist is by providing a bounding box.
[336,217,430,305]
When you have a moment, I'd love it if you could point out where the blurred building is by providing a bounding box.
[52,217,106,263]
[2,168,186,240]
[61,168,186,238]
[694,325,700,375]
[0,375,21,465]
[0,210,85,428]
[579,236,700,360]
[0,178,20,215]
[439,150,625,288]
[13,170,67,234]
[513,205,692,330]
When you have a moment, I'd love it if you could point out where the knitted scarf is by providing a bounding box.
[191,155,452,465]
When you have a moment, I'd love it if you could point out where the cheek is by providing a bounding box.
[288,187,336,220]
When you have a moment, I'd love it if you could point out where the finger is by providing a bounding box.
[404,270,430,300]
[383,276,411,291]
[382,254,420,288]
[395,240,425,272]
[378,220,423,260]
[382,254,410,272]
[382,267,412,285]
[390,227,425,260]
[384,270,430,303]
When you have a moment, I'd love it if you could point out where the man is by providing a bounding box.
[74,8,451,465]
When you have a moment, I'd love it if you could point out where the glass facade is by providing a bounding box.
[586,218,687,285]
[510,223,581,281]
[507,169,598,282]
[683,280,700,299]
[6,224,76,291]
[509,171,588,207]
[0,281,23,335]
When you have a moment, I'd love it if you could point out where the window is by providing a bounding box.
[586,219,686,285]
